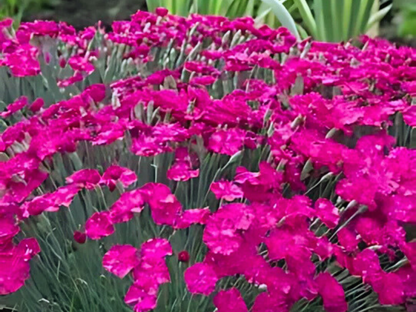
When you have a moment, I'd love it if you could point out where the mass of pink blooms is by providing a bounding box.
[1,7,416,312]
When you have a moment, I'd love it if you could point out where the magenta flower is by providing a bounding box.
[5,168,48,203]
[0,216,19,244]
[213,288,248,312]
[131,123,188,157]
[85,211,115,240]
[184,61,221,76]
[337,228,359,252]
[316,272,347,312]
[0,239,40,295]
[314,236,334,261]
[265,226,316,278]
[133,257,170,286]
[336,177,379,210]
[133,256,171,286]
[353,249,382,284]
[203,204,254,255]
[402,81,416,96]
[174,207,210,229]
[401,242,416,269]
[208,129,246,156]
[101,165,137,191]
[17,238,41,260]
[184,262,218,295]
[0,96,28,118]
[167,148,199,181]
[131,133,172,157]
[353,215,405,248]
[396,265,416,298]
[234,162,283,202]
[92,126,126,146]
[23,195,56,216]
[371,272,404,305]
[314,198,339,229]
[101,238,172,311]
[4,46,40,77]
[210,180,244,201]
[166,161,199,181]
[109,189,145,223]
[66,169,101,190]
[0,18,13,28]
[403,105,416,127]
[144,184,182,226]
[385,194,416,223]
[0,254,30,294]
[57,72,84,87]
[68,55,95,74]
[103,245,140,278]
[49,185,80,208]
[18,20,59,38]
[124,280,158,312]
[190,75,217,85]
[82,83,107,103]
[29,98,44,113]
[140,238,172,259]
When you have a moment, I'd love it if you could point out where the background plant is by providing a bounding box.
[0,0,58,27]
[392,0,416,38]
[145,0,392,41]
[1,8,416,312]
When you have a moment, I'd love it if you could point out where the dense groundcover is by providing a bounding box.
[1,9,416,312]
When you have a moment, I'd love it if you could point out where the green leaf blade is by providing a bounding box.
[261,0,301,40]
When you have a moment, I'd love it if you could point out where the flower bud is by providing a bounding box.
[178,250,190,263]
[73,231,87,244]
[155,7,168,17]
[59,56,66,68]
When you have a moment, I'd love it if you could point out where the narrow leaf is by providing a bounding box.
[342,0,353,41]
[314,0,327,41]
[226,0,249,19]
[355,0,375,37]
[366,3,392,31]
[244,0,256,16]
[260,0,301,39]
[293,0,317,38]
[146,0,162,13]
[296,23,310,39]
[330,0,344,41]
[347,0,362,39]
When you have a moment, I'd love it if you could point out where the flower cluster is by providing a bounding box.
[1,8,416,312]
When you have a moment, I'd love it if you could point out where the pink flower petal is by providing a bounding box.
[101,165,137,191]
[210,181,244,201]
[140,238,172,259]
[0,216,20,244]
[316,272,347,312]
[184,263,218,295]
[85,211,115,240]
[66,169,101,190]
[109,189,145,224]
[125,281,158,312]
[174,208,210,229]
[103,245,139,278]
[314,198,339,229]
[214,288,248,312]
